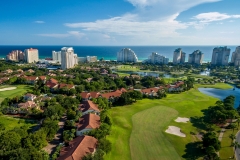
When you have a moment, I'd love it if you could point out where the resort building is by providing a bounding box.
[211,46,230,66]
[173,48,186,64]
[78,56,98,63]
[143,52,169,64]
[188,50,204,65]
[6,50,25,61]
[231,46,240,66]
[61,47,78,70]
[52,51,62,63]
[57,136,98,160]
[117,48,138,62]
[24,48,39,63]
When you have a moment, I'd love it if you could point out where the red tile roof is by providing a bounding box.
[141,87,159,94]
[101,91,122,99]
[18,101,36,109]
[89,92,101,98]
[80,100,100,113]
[25,76,38,81]
[57,136,97,160]
[77,114,100,131]
[39,76,46,80]
[46,78,58,88]
[80,92,91,99]
[58,83,74,89]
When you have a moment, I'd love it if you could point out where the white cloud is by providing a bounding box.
[193,12,240,23]
[67,31,85,38]
[36,34,69,38]
[63,0,221,43]
[34,21,45,24]
[36,31,85,39]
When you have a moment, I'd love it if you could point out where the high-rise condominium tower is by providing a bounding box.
[61,47,78,70]
[173,48,185,64]
[6,50,25,61]
[24,48,39,63]
[117,48,138,62]
[144,52,169,64]
[188,50,204,65]
[231,46,240,66]
[211,46,230,66]
[52,51,62,63]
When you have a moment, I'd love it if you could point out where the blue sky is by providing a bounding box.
[0,0,239,45]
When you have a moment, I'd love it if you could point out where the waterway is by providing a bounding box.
[198,86,240,108]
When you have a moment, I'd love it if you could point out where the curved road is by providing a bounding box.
[235,131,240,160]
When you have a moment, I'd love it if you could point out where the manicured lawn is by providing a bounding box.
[219,127,238,159]
[105,85,222,160]
[0,115,37,132]
[130,106,180,160]
[0,85,32,102]
[195,83,233,90]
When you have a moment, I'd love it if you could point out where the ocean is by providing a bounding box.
[0,45,238,62]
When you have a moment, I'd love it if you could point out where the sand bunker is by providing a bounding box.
[0,87,17,92]
[165,126,186,137]
[175,117,189,123]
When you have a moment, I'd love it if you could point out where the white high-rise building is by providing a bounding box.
[144,52,169,64]
[211,46,230,66]
[61,47,78,70]
[24,48,39,63]
[231,46,240,66]
[188,50,204,65]
[117,48,138,62]
[173,48,186,64]
[52,51,62,63]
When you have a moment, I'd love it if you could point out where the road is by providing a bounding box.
[235,131,240,160]
[43,116,66,155]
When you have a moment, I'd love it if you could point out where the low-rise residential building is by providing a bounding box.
[79,100,100,115]
[24,93,37,101]
[57,136,98,160]
[76,114,101,136]
[166,81,184,92]
[25,76,39,84]
[18,101,38,113]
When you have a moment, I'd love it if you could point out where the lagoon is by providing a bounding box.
[198,86,240,108]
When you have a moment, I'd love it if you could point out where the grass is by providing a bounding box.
[130,106,180,160]
[0,85,32,102]
[195,83,233,90]
[219,127,238,159]
[0,115,37,132]
[105,85,223,160]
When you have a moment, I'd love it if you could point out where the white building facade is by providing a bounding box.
[211,46,230,66]
[144,52,169,64]
[173,48,186,64]
[188,50,204,65]
[78,56,98,63]
[61,47,78,70]
[117,48,138,62]
[52,51,62,63]
[231,46,240,66]
[24,48,39,63]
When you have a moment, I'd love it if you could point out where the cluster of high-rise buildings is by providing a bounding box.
[6,48,39,63]
[52,47,78,70]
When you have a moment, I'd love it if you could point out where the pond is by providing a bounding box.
[198,86,240,108]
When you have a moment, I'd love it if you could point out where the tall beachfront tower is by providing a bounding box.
[211,46,230,66]
[61,47,78,70]
[231,46,240,66]
[52,51,62,63]
[145,52,169,64]
[117,48,138,62]
[24,48,39,63]
[173,48,185,64]
[188,50,204,65]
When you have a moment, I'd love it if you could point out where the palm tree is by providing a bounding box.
[229,134,236,146]
[232,141,240,159]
